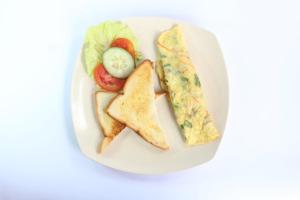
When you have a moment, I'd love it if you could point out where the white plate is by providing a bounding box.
[71,17,229,174]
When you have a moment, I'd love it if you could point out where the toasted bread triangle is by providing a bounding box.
[95,92,126,138]
[95,91,166,153]
[107,60,169,150]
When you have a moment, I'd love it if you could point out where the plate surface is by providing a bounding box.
[71,17,229,174]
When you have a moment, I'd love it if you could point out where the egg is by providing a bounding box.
[157,25,219,145]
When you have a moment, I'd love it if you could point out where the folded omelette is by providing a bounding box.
[156,25,219,145]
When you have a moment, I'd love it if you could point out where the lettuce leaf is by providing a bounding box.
[82,21,143,77]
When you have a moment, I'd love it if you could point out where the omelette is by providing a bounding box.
[156,25,219,145]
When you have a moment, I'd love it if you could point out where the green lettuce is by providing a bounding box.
[82,21,143,77]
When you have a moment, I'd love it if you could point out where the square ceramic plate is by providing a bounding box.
[71,17,229,174]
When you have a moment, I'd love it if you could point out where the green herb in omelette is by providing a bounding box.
[184,120,193,128]
[194,74,201,87]
[181,76,189,82]
[172,103,180,111]
[160,54,167,58]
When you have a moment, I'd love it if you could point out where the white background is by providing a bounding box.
[0,0,299,199]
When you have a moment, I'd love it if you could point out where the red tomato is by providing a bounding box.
[93,64,125,92]
[111,38,135,58]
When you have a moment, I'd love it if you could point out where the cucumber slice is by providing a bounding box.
[103,47,135,78]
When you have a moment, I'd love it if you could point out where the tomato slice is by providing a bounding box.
[93,64,125,92]
[111,38,135,58]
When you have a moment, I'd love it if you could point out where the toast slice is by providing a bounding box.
[107,60,169,150]
[95,92,126,138]
[95,92,126,153]
[95,91,166,153]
